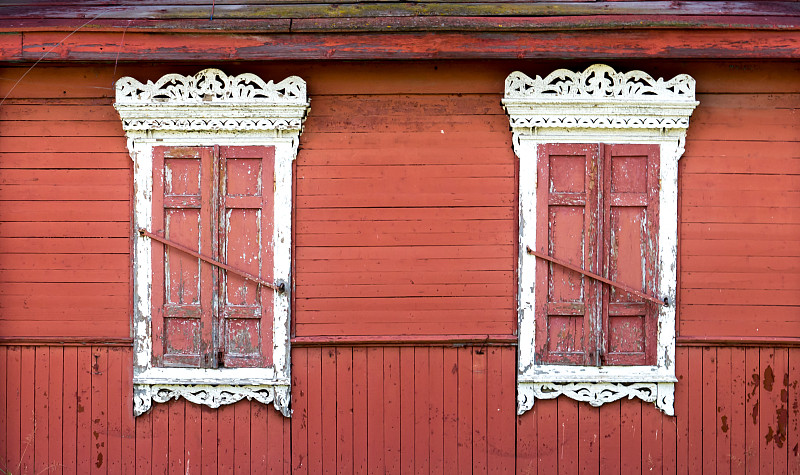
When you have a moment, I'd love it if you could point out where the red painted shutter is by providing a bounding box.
[217,146,275,368]
[535,143,601,365]
[151,146,216,368]
[602,144,659,365]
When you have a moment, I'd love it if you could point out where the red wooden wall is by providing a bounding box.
[0,60,798,473]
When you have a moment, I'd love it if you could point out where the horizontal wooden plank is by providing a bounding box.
[681,239,800,257]
[305,113,509,134]
[295,282,514,298]
[297,296,513,311]
[297,176,513,195]
[290,334,516,346]
[0,104,120,121]
[681,272,800,290]
[0,136,126,153]
[0,201,128,221]
[297,164,514,179]
[1,282,127,296]
[0,269,128,283]
[0,294,128,312]
[294,321,514,336]
[681,289,800,306]
[297,231,513,247]
[298,148,514,167]
[681,206,800,224]
[0,120,122,137]
[296,258,512,272]
[0,221,129,238]
[300,131,511,149]
[2,61,796,99]
[308,94,502,117]
[679,304,800,323]
[0,153,130,169]
[0,169,129,186]
[297,206,515,221]
[0,184,129,201]
[681,174,800,192]
[692,103,797,126]
[680,223,800,241]
[0,238,128,254]
[0,253,128,270]
[679,256,800,273]
[298,193,514,208]
[2,3,797,20]
[681,189,799,208]
[297,308,513,323]
[297,219,512,235]
[695,92,800,109]
[684,139,799,157]
[687,121,797,142]
[0,320,130,338]
[1,30,795,63]
[297,244,513,259]
[296,270,513,285]
[681,156,800,175]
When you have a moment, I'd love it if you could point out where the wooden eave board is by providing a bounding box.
[0,1,798,33]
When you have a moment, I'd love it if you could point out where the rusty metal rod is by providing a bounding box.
[139,228,284,293]
[526,246,666,306]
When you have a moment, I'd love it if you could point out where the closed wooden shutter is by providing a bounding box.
[602,144,659,365]
[535,143,601,365]
[151,146,216,368]
[218,146,275,368]
[150,145,276,368]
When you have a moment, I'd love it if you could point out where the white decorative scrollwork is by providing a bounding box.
[133,384,290,417]
[518,382,675,416]
[116,69,306,104]
[505,64,694,101]
[115,69,309,134]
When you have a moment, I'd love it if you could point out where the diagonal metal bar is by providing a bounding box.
[140,228,284,293]
[526,246,667,306]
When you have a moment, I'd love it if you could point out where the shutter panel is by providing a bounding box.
[218,146,275,368]
[602,144,659,365]
[535,143,601,365]
[151,146,215,368]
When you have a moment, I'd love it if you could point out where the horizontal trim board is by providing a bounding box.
[676,336,800,347]
[291,334,518,346]
[1,15,798,34]
[0,337,133,346]
[0,30,796,62]
[2,3,799,19]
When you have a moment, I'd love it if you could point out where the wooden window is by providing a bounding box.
[535,143,659,367]
[504,64,698,415]
[151,145,276,369]
[116,69,308,417]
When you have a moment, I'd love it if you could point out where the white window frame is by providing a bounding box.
[115,69,309,417]
[503,64,698,415]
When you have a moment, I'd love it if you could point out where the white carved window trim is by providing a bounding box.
[115,69,309,417]
[503,64,698,416]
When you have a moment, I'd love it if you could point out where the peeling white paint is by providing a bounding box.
[116,69,309,417]
[504,64,698,416]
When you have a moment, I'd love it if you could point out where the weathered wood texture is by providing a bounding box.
[0,344,798,472]
[0,30,796,62]
[0,1,797,34]
[0,60,798,340]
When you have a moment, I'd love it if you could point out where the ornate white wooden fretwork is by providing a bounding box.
[517,382,675,416]
[116,69,309,418]
[134,384,291,417]
[504,64,698,416]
